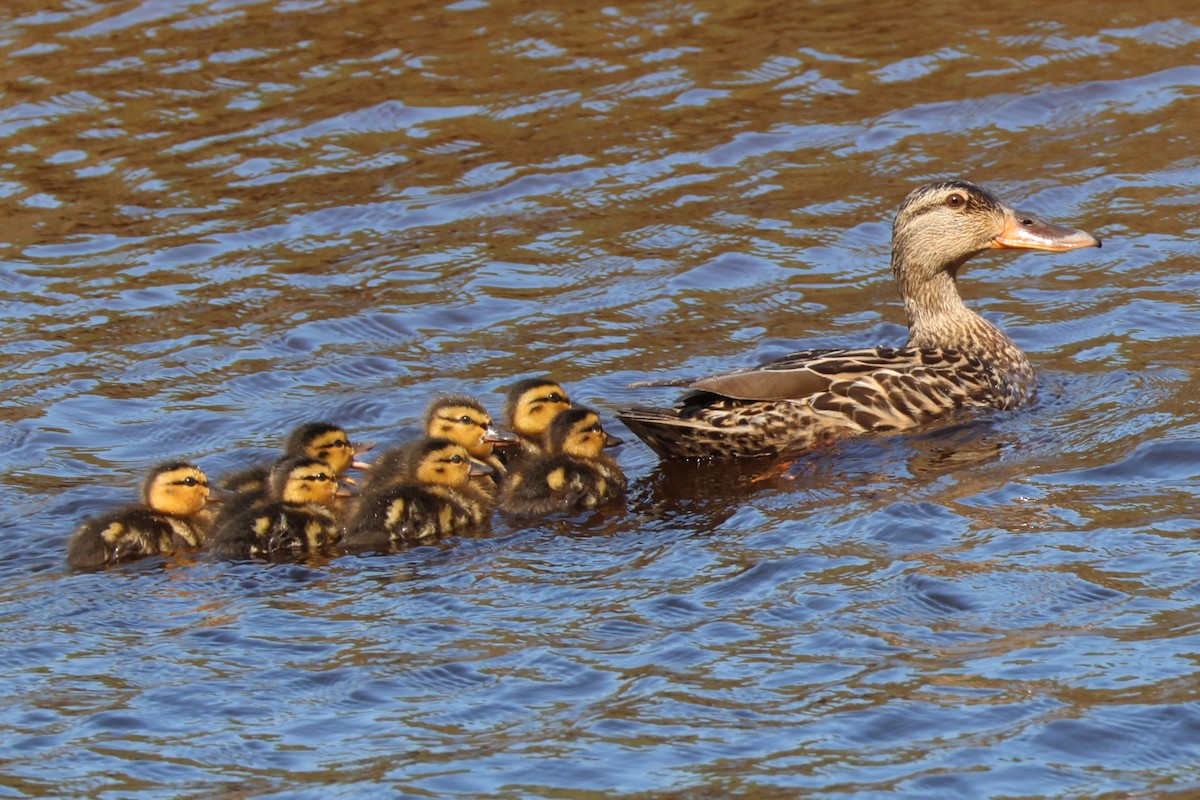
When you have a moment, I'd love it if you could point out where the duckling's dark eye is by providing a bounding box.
[328,439,349,449]
[449,455,464,464]
[459,415,473,425]
[176,476,200,486]
[302,472,333,482]
[588,424,602,433]
[946,193,965,208]
[546,393,564,403]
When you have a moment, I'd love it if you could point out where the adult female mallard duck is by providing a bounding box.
[67,462,213,568]
[500,407,627,517]
[617,179,1101,459]
[207,456,342,559]
[345,437,495,550]
[422,394,517,488]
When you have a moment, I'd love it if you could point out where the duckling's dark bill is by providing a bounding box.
[991,211,1102,252]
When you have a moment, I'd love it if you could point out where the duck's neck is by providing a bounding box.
[894,254,1034,389]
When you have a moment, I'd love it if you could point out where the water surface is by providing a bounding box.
[3,0,1200,796]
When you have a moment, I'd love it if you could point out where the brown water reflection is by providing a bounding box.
[3,0,1200,796]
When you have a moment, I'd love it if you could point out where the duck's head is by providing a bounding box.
[424,394,517,459]
[286,422,373,475]
[891,179,1101,287]
[408,437,481,490]
[270,456,339,507]
[143,462,211,517]
[547,408,621,460]
[503,378,573,442]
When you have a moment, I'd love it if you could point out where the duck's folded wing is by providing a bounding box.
[652,347,995,403]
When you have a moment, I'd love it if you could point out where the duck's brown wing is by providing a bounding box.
[618,347,1006,459]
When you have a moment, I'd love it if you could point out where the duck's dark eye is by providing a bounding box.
[330,439,349,449]
[946,193,965,208]
[449,455,463,464]
[545,393,563,403]
[459,415,473,425]
[302,472,333,482]
[177,476,198,486]
[588,424,602,433]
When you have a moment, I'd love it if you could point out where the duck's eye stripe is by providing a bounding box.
[171,477,207,487]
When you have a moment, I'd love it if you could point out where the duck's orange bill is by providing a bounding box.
[991,210,1102,252]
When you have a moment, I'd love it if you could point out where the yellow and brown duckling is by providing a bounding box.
[501,378,574,462]
[619,179,1102,459]
[216,421,371,525]
[500,407,627,518]
[423,393,517,490]
[67,462,213,569]
[345,437,495,551]
[207,456,342,559]
[219,421,371,493]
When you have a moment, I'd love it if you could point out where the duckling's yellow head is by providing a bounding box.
[287,422,358,475]
[504,378,572,441]
[411,438,475,490]
[271,456,339,507]
[143,462,210,517]
[424,395,515,460]
[547,408,612,460]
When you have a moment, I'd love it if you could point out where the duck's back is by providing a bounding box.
[67,506,204,568]
[347,485,488,549]
[619,345,1020,460]
[208,502,340,558]
[501,453,627,517]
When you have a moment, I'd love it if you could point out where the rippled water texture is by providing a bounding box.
[3,0,1200,796]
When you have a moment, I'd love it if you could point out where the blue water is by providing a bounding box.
[3,0,1200,796]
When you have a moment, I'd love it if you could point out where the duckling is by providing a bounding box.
[423,393,517,489]
[207,456,342,559]
[216,421,371,524]
[501,378,574,464]
[500,407,627,518]
[67,462,213,569]
[219,421,371,492]
[345,438,494,550]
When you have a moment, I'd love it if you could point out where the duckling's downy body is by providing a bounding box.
[423,394,516,490]
[208,456,341,559]
[501,407,627,517]
[346,438,494,550]
[67,462,213,569]
[618,180,1102,459]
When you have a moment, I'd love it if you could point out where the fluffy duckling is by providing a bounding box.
[500,407,627,517]
[501,378,574,463]
[219,421,371,494]
[216,421,371,525]
[67,462,213,569]
[345,438,494,550]
[208,456,342,559]
[423,393,517,489]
